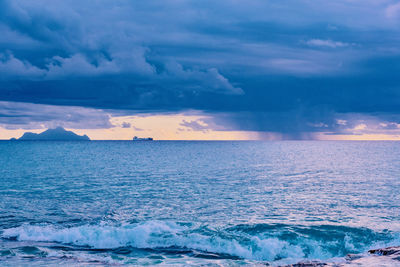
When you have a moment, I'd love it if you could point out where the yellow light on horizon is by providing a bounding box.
[1,113,400,141]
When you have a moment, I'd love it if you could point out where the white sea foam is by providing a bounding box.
[2,221,321,263]
[2,221,399,265]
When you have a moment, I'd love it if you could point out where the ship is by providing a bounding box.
[133,136,153,141]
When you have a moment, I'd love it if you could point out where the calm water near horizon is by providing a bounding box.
[1,141,400,266]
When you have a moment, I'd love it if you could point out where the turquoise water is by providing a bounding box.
[0,141,399,266]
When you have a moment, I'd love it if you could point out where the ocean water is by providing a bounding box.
[0,141,400,266]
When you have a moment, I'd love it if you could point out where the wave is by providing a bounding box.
[2,221,399,264]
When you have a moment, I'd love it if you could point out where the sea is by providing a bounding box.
[0,141,399,266]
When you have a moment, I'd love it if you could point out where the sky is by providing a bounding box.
[1,0,400,140]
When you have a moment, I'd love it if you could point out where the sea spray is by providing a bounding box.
[3,221,399,264]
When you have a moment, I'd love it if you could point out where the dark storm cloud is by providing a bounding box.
[121,122,131,129]
[0,101,112,129]
[1,0,400,137]
[180,120,210,132]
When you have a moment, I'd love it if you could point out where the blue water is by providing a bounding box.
[0,141,400,266]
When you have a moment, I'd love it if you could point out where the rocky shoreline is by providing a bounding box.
[280,246,400,267]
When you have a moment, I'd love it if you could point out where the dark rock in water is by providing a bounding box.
[14,127,90,141]
[282,262,328,267]
[368,246,400,262]
[345,253,363,261]
[280,246,400,266]
[369,246,400,257]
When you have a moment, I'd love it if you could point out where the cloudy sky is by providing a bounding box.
[1,0,400,140]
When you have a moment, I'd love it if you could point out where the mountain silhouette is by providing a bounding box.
[15,127,90,141]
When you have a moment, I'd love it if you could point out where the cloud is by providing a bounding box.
[354,123,367,131]
[133,126,144,131]
[0,0,243,95]
[379,122,400,130]
[0,52,45,79]
[180,119,210,132]
[121,122,131,128]
[386,3,400,19]
[0,0,400,138]
[306,39,350,48]
[43,50,155,79]
[319,114,400,137]
[164,62,243,95]
[266,58,334,75]
[0,101,112,130]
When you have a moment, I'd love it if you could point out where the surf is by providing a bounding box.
[2,221,399,265]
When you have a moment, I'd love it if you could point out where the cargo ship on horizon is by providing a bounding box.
[133,136,153,141]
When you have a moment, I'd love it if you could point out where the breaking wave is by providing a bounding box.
[2,221,399,264]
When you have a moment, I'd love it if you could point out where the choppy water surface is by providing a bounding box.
[0,141,399,266]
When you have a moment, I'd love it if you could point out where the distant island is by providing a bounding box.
[133,136,153,141]
[11,127,90,141]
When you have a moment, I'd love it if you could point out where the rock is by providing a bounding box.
[368,246,400,257]
[345,253,363,261]
[282,262,329,267]
[280,246,400,267]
